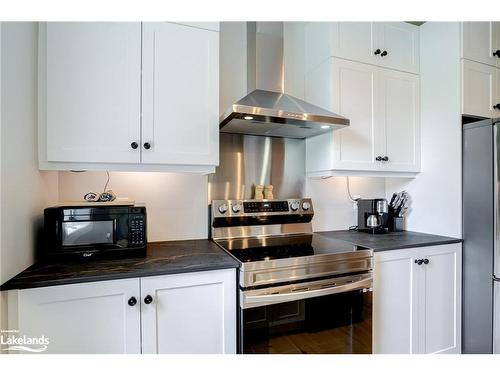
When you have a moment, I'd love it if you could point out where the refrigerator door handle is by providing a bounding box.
[495,123,500,279]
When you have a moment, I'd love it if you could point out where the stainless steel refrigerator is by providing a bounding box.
[463,117,500,353]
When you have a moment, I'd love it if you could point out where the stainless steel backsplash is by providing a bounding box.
[208,133,305,201]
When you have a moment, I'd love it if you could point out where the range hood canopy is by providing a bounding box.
[219,22,349,139]
[220,89,349,139]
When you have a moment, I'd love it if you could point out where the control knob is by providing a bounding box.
[290,201,300,211]
[302,201,311,211]
[232,203,242,213]
[218,204,228,214]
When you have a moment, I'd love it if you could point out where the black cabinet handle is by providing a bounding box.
[376,156,383,161]
[381,50,388,57]
[415,259,424,265]
[423,258,430,265]
[382,156,389,162]
[128,297,137,306]
[494,104,500,110]
[143,142,151,150]
[131,142,138,150]
[144,295,153,304]
[493,50,500,58]
[374,49,381,55]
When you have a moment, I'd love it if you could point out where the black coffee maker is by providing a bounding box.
[357,198,389,234]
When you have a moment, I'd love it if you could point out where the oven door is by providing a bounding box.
[240,273,372,354]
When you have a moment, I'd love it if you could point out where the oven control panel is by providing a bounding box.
[243,201,289,213]
[211,198,313,218]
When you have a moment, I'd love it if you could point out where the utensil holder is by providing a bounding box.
[389,216,404,232]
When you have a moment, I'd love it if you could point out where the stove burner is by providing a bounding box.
[230,243,314,263]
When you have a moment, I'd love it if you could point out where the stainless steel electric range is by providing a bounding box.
[211,198,373,354]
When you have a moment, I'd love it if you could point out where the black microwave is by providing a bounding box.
[43,204,147,259]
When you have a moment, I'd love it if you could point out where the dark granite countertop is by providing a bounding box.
[0,240,238,291]
[316,230,462,251]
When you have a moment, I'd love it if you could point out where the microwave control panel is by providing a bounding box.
[129,216,146,247]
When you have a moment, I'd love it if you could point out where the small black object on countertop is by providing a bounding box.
[317,230,462,252]
[0,240,238,291]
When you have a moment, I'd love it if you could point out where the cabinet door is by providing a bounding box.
[374,249,420,354]
[9,279,141,354]
[421,244,461,354]
[40,22,141,163]
[462,22,498,67]
[141,269,236,354]
[142,22,219,166]
[304,22,377,73]
[462,59,497,118]
[374,22,420,74]
[305,58,380,172]
[379,69,420,172]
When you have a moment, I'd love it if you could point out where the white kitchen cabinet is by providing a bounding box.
[7,279,141,354]
[305,57,420,176]
[141,22,219,166]
[381,68,421,172]
[374,22,420,75]
[141,269,236,354]
[39,22,142,165]
[461,22,500,67]
[7,269,237,354]
[38,22,219,173]
[304,22,419,74]
[374,243,462,354]
[462,59,498,118]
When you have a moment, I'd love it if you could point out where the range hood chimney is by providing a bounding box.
[219,22,349,139]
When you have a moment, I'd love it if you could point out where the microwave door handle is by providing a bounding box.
[241,276,372,309]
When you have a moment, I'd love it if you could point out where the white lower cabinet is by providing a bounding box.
[141,269,236,354]
[7,269,236,354]
[374,243,461,354]
[7,278,142,354]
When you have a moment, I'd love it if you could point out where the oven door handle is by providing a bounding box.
[241,274,372,309]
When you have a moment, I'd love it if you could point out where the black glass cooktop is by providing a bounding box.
[215,233,369,263]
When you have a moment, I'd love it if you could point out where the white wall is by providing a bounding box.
[58,172,209,241]
[0,23,59,332]
[385,22,462,238]
[307,177,387,232]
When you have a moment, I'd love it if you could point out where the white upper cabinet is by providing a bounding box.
[38,22,219,173]
[305,58,420,176]
[304,22,419,74]
[374,243,461,354]
[381,68,420,172]
[461,22,500,67]
[305,58,379,172]
[39,22,142,164]
[141,23,219,166]
[374,22,420,74]
[141,269,236,354]
[462,59,498,118]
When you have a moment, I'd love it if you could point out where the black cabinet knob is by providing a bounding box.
[128,297,137,306]
[143,142,151,150]
[415,259,424,265]
[144,295,153,304]
[494,104,500,110]
[423,258,430,265]
[493,50,500,58]
[381,50,388,57]
[382,156,389,162]
[131,142,138,150]
[376,156,383,161]
[374,49,381,55]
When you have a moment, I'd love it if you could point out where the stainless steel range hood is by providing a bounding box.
[219,22,349,139]
[220,89,349,139]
